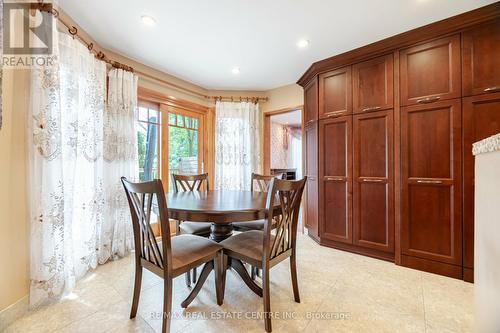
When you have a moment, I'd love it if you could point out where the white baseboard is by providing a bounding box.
[0,295,28,332]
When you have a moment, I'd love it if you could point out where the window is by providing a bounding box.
[137,103,161,181]
[167,111,201,191]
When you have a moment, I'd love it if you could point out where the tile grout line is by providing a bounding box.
[301,265,345,332]
[420,272,427,333]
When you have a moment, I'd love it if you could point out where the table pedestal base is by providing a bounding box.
[210,223,233,242]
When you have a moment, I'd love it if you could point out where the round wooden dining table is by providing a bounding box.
[166,190,270,242]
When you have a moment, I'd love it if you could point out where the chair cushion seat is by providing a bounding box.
[220,230,267,263]
[179,222,212,236]
[170,234,222,272]
[232,220,265,231]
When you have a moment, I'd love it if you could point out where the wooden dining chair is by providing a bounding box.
[232,173,284,232]
[220,177,307,332]
[171,173,212,287]
[121,177,224,333]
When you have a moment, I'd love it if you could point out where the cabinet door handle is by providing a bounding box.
[416,96,441,104]
[484,86,500,93]
[308,177,316,181]
[416,180,443,184]
[305,119,315,125]
[325,111,345,118]
[362,178,384,183]
[362,106,382,112]
[325,177,344,181]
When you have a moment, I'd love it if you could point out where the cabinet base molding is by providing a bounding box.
[401,255,462,280]
[307,232,321,244]
[463,267,474,283]
[320,238,394,262]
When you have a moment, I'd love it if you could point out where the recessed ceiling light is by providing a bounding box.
[141,15,156,26]
[232,67,240,75]
[297,39,310,49]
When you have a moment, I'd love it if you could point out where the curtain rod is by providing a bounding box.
[37,3,268,103]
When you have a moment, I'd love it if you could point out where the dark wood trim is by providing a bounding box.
[393,50,402,265]
[401,255,463,280]
[297,2,500,87]
[307,230,321,244]
[320,238,395,262]
[463,268,474,283]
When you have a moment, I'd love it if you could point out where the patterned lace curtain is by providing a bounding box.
[100,68,138,263]
[214,101,262,190]
[28,30,138,307]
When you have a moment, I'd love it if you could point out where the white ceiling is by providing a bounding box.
[58,0,496,91]
[271,110,302,126]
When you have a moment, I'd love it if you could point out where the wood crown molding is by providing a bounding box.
[264,105,304,116]
[297,2,500,87]
[138,86,210,114]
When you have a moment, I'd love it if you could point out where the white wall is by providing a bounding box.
[474,144,500,332]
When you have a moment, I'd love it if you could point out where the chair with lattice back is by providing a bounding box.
[232,172,284,232]
[220,177,307,332]
[121,177,224,333]
[171,173,212,287]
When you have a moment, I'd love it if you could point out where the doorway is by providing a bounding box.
[264,108,303,179]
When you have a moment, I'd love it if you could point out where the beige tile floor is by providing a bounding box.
[5,234,474,333]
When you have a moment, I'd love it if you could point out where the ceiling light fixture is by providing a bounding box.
[141,15,156,26]
[232,67,240,75]
[297,39,310,49]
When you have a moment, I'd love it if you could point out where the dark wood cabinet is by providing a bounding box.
[298,6,500,281]
[319,67,352,119]
[462,21,500,97]
[401,99,462,270]
[353,54,394,113]
[353,110,394,253]
[304,122,319,240]
[304,77,318,125]
[462,92,500,279]
[319,116,352,243]
[400,35,461,106]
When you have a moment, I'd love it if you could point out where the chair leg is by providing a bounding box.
[251,266,257,280]
[185,271,192,289]
[290,253,300,303]
[192,267,198,284]
[262,267,272,333]
[162,278,173,333]
[215,252,225,306]
[181,262,214,308]
[230,259,263,297]
[130,263,143,319]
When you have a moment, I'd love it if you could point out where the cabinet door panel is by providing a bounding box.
[407,107,452,179]
[463,21,500,96]
[400,35,461,106]
[463,92,500,270]
[353,110,394,252]
[353,54,394,113]
[304,78,318,125]
[401,99,462,265]
[319,67,352,119]
[319,116,352,243]
[324,181,349,241]
[304,123,318,238]
[407,185,454,258]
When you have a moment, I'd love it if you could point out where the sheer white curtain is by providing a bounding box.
[214,101,262,190]
[100,68,138,263]
[28,30,138,307]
